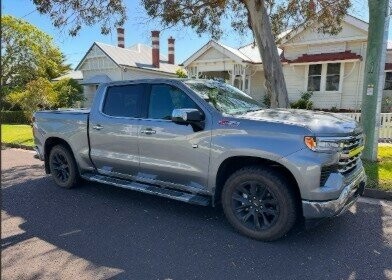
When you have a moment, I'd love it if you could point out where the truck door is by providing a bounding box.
[137,83,211,193]
[89,83,147,180]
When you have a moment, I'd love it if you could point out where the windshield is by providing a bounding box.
[184,80,263,115]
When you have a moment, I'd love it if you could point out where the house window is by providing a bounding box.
[326,63,341,91]
[307,63,342,92]
[385,72,392,90]
[307,64,322,91]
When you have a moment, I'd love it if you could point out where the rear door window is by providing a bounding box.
[102,84,145,118]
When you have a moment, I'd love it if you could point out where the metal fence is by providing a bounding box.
[338,113,392,141]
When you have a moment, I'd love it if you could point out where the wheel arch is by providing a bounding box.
[44,137,75,174]
[213,156,302,213]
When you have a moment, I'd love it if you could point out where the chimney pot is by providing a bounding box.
[151,30,160,68]
[117,27,125,48]
[168,36,175,65]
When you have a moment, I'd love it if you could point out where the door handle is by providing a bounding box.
[92,124,103,130]
[141,128,156,135]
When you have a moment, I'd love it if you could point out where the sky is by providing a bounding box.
[2,0,391,69]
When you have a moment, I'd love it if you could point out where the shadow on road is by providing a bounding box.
[2,164,392,279]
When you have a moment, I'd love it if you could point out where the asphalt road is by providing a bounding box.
[1,148,392,280]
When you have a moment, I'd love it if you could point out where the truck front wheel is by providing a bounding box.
[49,145,79,189]
[221,167,297,241]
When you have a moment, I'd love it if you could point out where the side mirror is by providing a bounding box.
[171,108,204,123]
[172,109,205,131]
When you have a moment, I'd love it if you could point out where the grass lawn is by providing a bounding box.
[1,124,34,147]
[363,146,392,191]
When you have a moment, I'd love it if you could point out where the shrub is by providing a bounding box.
[263,92,271,108]
[290,91,313,109]
[382,96,392,113]
[175,68,187,78]
[1,111,29,124]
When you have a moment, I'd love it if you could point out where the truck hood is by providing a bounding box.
[238,109,362,135]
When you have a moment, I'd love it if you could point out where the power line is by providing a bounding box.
[21,9,37,18]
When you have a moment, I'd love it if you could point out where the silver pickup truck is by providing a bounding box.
[33,79,366,240]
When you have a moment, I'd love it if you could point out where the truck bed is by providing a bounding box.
[33,108,93,172]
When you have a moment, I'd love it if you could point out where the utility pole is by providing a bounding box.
[361,0,390,161]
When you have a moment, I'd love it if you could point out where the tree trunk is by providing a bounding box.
[243,0,289,108]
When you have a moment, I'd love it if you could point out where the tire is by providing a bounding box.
[49,144,79,189]
[221,166,297,241]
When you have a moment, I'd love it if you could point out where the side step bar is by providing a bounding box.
[81,173,210,206]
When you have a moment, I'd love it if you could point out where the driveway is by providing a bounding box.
[2,148,392,280]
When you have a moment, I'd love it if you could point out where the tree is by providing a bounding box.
[6,77,84,120]
[32,0,126,36]
[31,0,350,108]
[53,78,85,108]
[6,77,57,121]
[1,15,70,89]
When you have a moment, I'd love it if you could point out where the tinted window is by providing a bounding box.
[148,84,199,120]
[103,84,144,117]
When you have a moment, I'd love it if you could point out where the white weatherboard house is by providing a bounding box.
[182,15,392,111]
[75,28,178,106]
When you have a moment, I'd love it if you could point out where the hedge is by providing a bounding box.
[1,111,29,124]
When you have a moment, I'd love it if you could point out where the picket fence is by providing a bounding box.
[338,113,392,141]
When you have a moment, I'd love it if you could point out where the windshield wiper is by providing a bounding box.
[245,108,262,113]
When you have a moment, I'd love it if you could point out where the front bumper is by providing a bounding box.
[302,168,366,219]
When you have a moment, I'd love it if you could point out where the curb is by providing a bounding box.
[363,188,392,201]
[1,143,34,151]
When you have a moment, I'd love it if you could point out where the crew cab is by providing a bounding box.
[33,79,366,240]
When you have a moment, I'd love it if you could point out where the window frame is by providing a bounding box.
[305,62,344,93]
[144,83,205,122]
[384,71,392,90]
[100,83,149,119]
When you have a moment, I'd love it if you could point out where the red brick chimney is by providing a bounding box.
[168,36,175,64]
[117,27,125,48]
[151,30,160,68]
[308,0,316,13]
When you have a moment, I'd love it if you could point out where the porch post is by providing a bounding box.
[230,68,235,85]
[242,71,246,91]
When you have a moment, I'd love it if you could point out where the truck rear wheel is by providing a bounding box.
[49,145,79,189]
[221,167,297,241]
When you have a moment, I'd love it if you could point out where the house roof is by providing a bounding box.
[76,42,178,74]
[280,14,368,45]
[284,51,362,64]
[53,70,83,81]
[80,74,112,85]
[182,40,252,67]
[238,44,283,64]
[182,40,284,66]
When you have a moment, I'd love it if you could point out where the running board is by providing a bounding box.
[81,173,210,206]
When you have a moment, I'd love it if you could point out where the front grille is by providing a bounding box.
[338,134,364,175]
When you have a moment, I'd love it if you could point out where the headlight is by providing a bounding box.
[304,136,341,153]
